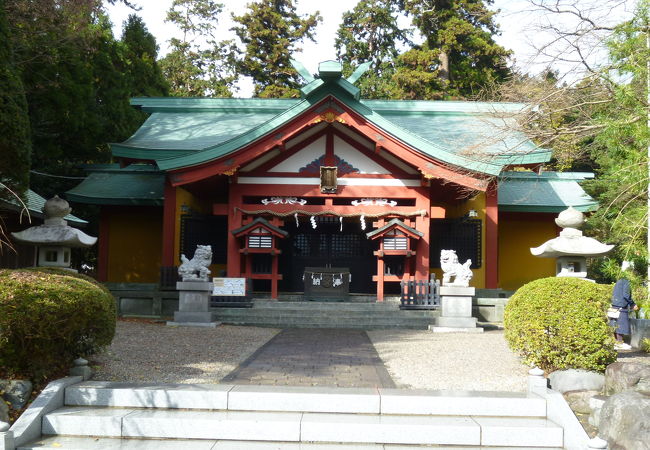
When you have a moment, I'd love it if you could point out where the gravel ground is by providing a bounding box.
[91,320,279,384]
[93,320,648,389]
[367,329,530,391]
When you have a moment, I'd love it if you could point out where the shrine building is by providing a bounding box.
[67,61,597,299]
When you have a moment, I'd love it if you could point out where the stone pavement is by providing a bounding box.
[221,328,395,388]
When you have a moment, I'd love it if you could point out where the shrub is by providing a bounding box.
[642,338,650,353]
[0,269,116,380]
[23,267,111,294]
[504,277,617,373]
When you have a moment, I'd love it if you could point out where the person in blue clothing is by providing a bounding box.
[610,276,639,350]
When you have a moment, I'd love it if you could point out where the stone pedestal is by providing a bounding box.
[430,286,483,333]
[167,281,220,328]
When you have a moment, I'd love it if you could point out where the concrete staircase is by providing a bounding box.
[20,382,566,449]
[212,300,439,329]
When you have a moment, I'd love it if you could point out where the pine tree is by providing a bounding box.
[159,0,235,97]
[0,0,31,201]
[335,0,410,99]
[581,3,650,280]
[398,0,511,99]
[231,0,321,98]
[120,14,169,97]
[8,3,151,197]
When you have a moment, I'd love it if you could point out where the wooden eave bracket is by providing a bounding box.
[368,225,422,241]
[233,226,286,239]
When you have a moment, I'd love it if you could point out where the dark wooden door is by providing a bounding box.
[279,218,375,293]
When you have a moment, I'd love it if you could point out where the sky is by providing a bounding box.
[105,0,634,97]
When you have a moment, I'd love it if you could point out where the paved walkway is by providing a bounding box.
[221,328,395,388]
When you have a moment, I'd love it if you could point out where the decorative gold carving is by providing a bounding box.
[315,110,346,124]
[223,166,239,176]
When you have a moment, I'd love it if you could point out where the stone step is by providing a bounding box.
[42,407,302,442]
[212,310,438,319]
[214,306,436,314]
[240,306,404,313]
[19,436,219,449]
[236,323,429,330]
[250,301,401,310]
[41,407,562,447]
[19,436,563,449]
[220,322,431,329]
[212,309,438,320]
[65,383,547,417]
[213,318,434,329]
[213,315,436,324]
[301,414,563,447]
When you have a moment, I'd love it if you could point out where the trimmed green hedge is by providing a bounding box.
[0,269,116,380]
[504,277,617,373]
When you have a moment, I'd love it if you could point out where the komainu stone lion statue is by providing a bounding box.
[178,245,212,281]
[440,249,473,287]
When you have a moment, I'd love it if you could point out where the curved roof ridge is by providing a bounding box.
[155,88,506,175]
[156,96,317,170]
[119,88,549,177]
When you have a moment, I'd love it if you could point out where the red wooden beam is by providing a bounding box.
[236,204,427,217]
[234,183,429,198]
[486,181,499,289]
[227,182,242,277]
[330,105,490,191]
[332,128,416,179]
[245,127,328,176]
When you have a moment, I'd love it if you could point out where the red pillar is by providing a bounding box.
[162,179,176,267]
[415,188,431,280]
[97,207,110,282]
[271,254,279,299]
[227,180,242,277]
[376,257,385,302]
[486,182,499,289]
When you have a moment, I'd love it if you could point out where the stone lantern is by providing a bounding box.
[11,195,97,270]
[530,206,613,279]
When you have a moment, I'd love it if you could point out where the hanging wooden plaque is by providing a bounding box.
[320,166,337,193]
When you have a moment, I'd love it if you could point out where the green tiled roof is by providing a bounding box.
[117,111,280,151]
[66,164,164,206]
[116,73,550,177]
[1,189,87,224]
[498,172,598,213]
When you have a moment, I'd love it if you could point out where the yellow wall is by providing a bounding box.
[430,193,487,288]
[107,207,163,283]
[498,213,557,290]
